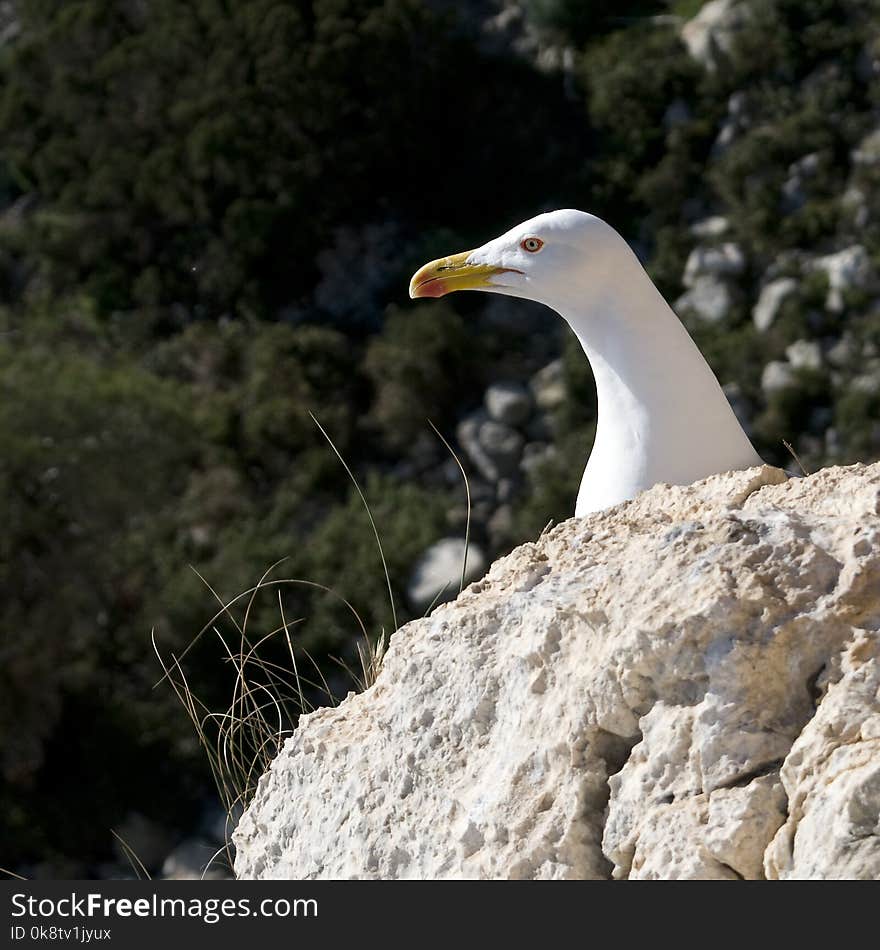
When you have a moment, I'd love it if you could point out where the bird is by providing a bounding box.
[409,209,764,516]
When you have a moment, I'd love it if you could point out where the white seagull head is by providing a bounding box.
[409,209,627,312]
[408,208,764,516]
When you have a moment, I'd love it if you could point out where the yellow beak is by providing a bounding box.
[409,251,519,299]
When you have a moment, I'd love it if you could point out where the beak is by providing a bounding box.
[409,251,519,299]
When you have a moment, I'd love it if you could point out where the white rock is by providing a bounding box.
[712,119,739,155]
[711,94,749,155]
[785,339,822,371]
[681,0,751,71]
[675,276,734,323]
[457,410,523,482]
[827,335,856,368]
[162,838,230,880]
[727,91,748,118]
[689,216,730,240]
[406,538,487,613]
[841,184,867,211]
[683,243,746,288]
[753,277,798,332]
[761,360,795,394]
[765,630,880,879]
[852,128,880,167]
[705,776,788,879]
[811,245,875,313]
[0,1,19,47]
[485,381,532,427]
[852,369,880,396]
[234,463,880,880]
[529,359,566,412]
[480,420,524,472]
[791,152,821,178]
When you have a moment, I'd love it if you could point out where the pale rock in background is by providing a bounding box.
[675,276,735,323]
[683,243,746,288]
[811,245,875,313]
[753,277,798,332]
[681,0,751,72]
[529,359,566,412]
[689,216,730,240]
[761,360,795,394]
[406,537,487,613]
[485,381,532,427]
[785,339,823,371]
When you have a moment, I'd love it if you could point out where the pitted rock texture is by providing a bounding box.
[234,463,880,880]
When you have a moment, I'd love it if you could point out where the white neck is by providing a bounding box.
[550,248,761,515]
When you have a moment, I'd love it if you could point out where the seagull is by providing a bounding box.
[409,209,763,516]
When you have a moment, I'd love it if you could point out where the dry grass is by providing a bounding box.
[783,438,810,476]
[151,567,377,873]
[151,417,472,877]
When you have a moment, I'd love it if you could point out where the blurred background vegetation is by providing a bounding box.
[2,0,880,877]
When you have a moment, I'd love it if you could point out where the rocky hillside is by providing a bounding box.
[4,0,880,877]
[234,462,880,880]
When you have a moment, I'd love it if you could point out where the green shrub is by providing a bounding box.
[1,0,586,317]
[364,303,479,449]
[511,428,594,540]
[0,339,209,863]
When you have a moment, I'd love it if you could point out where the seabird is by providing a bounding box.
[410,209,763,515]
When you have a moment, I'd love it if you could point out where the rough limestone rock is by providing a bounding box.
[234,463,880,880]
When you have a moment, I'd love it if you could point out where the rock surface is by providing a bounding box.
[786,339,823,371]
[406,537,487,613]
[761,360,796,394]
[529,359,566,412]
[675,275,735,323]
[811,245,874,313]
[485,381,532,427]
[753,277,797,332]
[683,243,746,287]
[234,463,880,880]
[457,410,524,483]
[681,0,751,72]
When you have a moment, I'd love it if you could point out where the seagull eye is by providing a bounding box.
[521,237,544,253]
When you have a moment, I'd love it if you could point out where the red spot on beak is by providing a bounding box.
[412,276,449,298]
